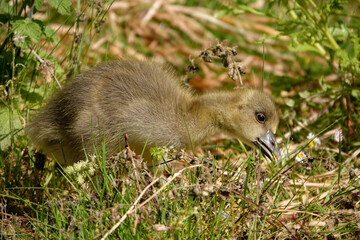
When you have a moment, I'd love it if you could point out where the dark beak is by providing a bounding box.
[254,130,281,161]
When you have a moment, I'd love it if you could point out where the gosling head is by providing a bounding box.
[214,88,281,160]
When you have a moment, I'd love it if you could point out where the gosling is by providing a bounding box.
[27,60,281,166]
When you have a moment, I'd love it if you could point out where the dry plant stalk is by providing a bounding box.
[101,164,202,239]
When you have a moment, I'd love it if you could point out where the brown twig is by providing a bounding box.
[101,164,202,239]
[100,175,160,240]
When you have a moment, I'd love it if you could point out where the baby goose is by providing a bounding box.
[27,60,281,166]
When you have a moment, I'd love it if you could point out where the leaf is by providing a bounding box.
[11,19,42,45]
[44,26,59,44]
[329,25,348,42]
[318,76,330,91]
[286,99,295,108]
[351,34,359,59]
[20,88,43,103]
[0,2,12,14]
[335,49,350,69]
[299,91,310,99]
[47,0,71,15]
[289,42,323,55]
[0,107,23,150]
[351,89,360,100]
[34,0,44,11]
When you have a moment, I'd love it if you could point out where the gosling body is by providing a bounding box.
[27,60,280,165]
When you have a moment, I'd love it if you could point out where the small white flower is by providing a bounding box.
[307,132,315,139]
[73,161,85,171]
[307,132,321,147]
[65,166,74,174]
[314,138,321,145]
[295,151,306,163]
[13,35,26,44]
[333,129,343,143]
[76,174,85,185]
[88,166,96,176]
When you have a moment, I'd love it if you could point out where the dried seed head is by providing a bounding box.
[199,50,213,63]
[187,58,199,73]
[192,42,246,86]
[37,59,55,83]
[228,62,246,82]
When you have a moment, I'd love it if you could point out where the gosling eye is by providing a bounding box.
[256,112,266,124]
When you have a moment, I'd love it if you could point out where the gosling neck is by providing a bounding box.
[185,91,233,146]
